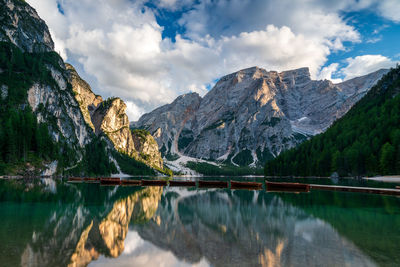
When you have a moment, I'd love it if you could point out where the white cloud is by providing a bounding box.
[317,63,343,83]
[341,55,397,80]
[125,101,146,122]
[376,0,400,22]
[26,0,398,121]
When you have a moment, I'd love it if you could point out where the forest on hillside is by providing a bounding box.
[265,66,400,177]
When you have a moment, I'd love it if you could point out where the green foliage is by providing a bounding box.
[164,153,179,161]
[84,137,118,176]
[0,42,119,176]
[131,129,150,141]
[177,129,194,151]
[265,66,400,177]
[112,150,155,176]
[186,161,263,176]
[232,149,253,166]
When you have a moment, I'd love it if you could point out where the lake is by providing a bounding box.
[0,177,399,267]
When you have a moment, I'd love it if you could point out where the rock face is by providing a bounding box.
[0,0,54,52]
[0,0,163,174]
[27,66,93,148]
[131,92,202,157]
[132,130,164,170]
[68,67,164,170]
[66,63,103,131]
[135,66,388,166]
[91,97,137,157]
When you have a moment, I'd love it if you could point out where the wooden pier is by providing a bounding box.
[309,184,400,196]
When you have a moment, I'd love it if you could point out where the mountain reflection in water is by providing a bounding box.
[0,179,399,267]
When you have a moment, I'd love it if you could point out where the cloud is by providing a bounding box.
[317,63,343,83]
[375,0,400,22]
[26,0,397,121]
[366,36,382,43]
[341,55,397,80]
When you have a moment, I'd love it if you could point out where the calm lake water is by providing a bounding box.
[0,177,399,267]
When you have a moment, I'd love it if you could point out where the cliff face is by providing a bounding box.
[0,0,97,174]
[0,0,163,175]
[135,66,388,166]
[66,63,103,131]
[91,98,137,157]
[0,0,54,52]
[132,130,164,170]
[131,92,202,157]
[68,67,164,170]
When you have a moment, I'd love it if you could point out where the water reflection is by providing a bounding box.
[0,179,399,266]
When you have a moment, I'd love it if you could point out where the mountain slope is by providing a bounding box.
[0,0,165,176]
[68,65,165,171]
[264,66,400,177]
[135,66,387,167]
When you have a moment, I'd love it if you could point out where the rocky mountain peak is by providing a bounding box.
[136,66,388,167]
[0,0,54,52]
[66,63,103,131]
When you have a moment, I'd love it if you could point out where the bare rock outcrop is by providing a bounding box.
[135,66,388,166]
[0,0,54,52]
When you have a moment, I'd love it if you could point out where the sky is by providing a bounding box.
[26,0,400,121]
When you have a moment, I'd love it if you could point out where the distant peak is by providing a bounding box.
[280,67,310,76]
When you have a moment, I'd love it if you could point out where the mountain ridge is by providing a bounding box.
[134,65,388,169]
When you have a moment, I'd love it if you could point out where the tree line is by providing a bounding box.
[265,66,400,177]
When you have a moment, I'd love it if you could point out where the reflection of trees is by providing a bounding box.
[134,189,376,267]
[15,181,163,267]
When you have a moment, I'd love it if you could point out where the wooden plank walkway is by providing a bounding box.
[309,184,400,196]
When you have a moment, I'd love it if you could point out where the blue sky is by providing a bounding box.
[27,0,400,120]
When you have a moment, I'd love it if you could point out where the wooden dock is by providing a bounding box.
[309,184,400,196]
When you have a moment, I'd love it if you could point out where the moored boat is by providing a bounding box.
[169,180,196,187]
[141,179,168,186]
[198,180,228,188]
[100,177,121,185]
[121,179,141,186]
[230,180,262,190]
[68,177,83,182]
[84,177,100,183]
[265,181,310,192]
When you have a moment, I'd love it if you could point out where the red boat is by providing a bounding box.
[198,180,228,188]
[265,181,310,192]
[169,180,196,187]
[84,177,100,183]
[100,177,121,185]
[141,179,168,186]
[68,177,83,182]
[230,181,262,190]
[121,179,141,186]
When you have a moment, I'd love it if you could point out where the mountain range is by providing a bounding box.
[133,66,387,171]
[0,0,393,176]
